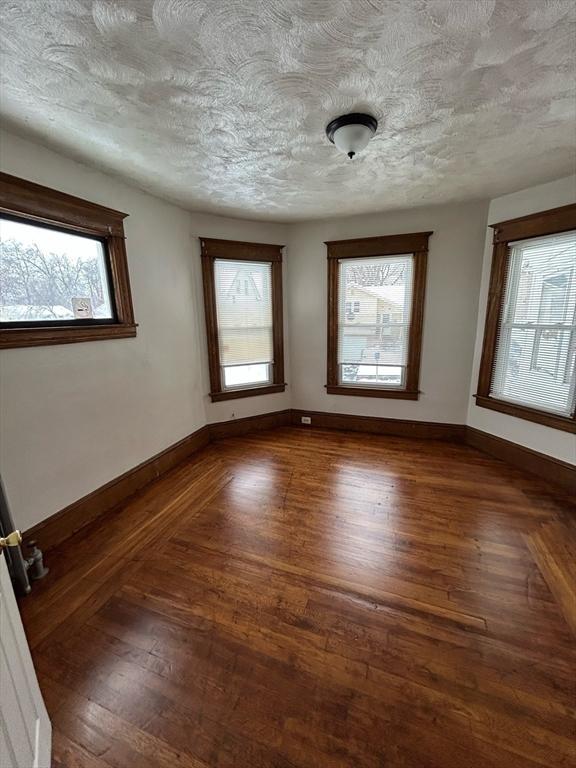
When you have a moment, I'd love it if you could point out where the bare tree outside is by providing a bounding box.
[1,240,104,312]
[346,262,405,287]
[0,217,113,322]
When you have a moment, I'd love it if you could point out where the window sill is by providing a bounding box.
[474,395,576,433]
[210,383,287,402]
[0,323,138,349]
[326,385,419,400]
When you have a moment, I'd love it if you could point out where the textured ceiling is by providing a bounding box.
[0,0,575,221]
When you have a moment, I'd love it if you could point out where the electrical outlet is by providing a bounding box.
[301,416,312,425]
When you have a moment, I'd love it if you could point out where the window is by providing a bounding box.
[1,217,114,323]
[0,173,136,349]
[326,231,431,399]
[216,260,272,389]
[201,238,285,402]
[476,204,576,433]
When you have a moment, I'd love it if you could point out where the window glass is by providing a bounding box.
[491,231,576,416]
[337,254,414,389]
[223,363,271,388]
[215,259,273,389]
[0,216,113,323]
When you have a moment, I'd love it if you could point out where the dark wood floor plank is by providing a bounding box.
[525,520,576,637]
[19,427,576,767]
[51,729,111,768]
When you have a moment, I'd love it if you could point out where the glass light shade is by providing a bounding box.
[332,123,374,158]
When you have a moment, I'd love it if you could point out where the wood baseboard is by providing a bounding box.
[24,410,291,551]
[24,426,210,552]
[24,409,573,554]
[291,409,466,441]
[209,409,292,440]
[466,427,575,495]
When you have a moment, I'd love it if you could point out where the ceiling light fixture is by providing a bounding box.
[325,113,378,160]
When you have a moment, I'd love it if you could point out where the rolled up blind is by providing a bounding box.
[490,230,576,416]
[338,254,414,386]
[215,259,273,367]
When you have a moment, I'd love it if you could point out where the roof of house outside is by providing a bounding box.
[349,284,405,308]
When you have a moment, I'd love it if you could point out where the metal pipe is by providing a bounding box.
[0,475,31,595]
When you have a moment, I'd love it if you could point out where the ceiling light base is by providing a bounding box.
[326,113,378,159]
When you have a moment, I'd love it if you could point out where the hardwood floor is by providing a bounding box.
[19,427,576,768]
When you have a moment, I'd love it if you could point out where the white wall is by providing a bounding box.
[467,176,576,464]
[287,202,489,423]
[0,131,288,531]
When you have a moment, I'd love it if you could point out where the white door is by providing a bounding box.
[0,551,51,768]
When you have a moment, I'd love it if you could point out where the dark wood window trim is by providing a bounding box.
[475,203,576,434]
[326,231,431,399]
[200,237,286,403]
[0,172,136,349]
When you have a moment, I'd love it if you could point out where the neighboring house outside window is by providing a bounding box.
[531,272,571,378]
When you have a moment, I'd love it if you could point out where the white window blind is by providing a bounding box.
[491,230,576,416]
[338,254,414,388]
[214,259,273,389]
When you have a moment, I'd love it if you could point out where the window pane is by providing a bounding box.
[491,230,576,416]
[339,324,408,366]
[223,363,271,388]
[337,254,414,388]
[215,260,273,369]
[0,216,113,322]
[341,364,403,386]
